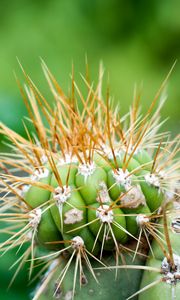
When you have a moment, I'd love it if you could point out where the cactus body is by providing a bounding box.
[0,63,179,300]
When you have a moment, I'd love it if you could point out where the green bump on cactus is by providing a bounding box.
[133,149,153,171]
[24,168,52,208]
[139,170,164,212]
[37,207,62,251]
[50,185,86,233]
[88,202,128,249]
[75,164,107,205]
[51,163,78,187]
[0,62,179,300]
[123,204,151,236]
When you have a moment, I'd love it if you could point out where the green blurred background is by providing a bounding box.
[0,0,179,299]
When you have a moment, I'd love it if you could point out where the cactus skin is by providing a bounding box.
[38,255,144,300]
[37,208,62,251]
[0,62,179,300]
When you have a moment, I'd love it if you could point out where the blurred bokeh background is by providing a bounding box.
[0,0,179,299]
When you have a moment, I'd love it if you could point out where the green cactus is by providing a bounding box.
[0,62,179,300]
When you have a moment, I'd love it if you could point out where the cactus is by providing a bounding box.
[0,61,179,300]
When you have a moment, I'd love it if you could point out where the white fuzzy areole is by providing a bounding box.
[64,208,83,224]
[29,208,42,229]
[136,214,149,226]
[112,168,132,190]
[72,236,84,249]
[78,161,96,181]
[121,185,146,208]
[161,254,180,285]
[96,204,114,223]
[53,186,71,205]
[31,168,49,181]
[145,171,165,189]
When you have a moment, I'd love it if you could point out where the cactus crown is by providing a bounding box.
[0,61,179,300]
